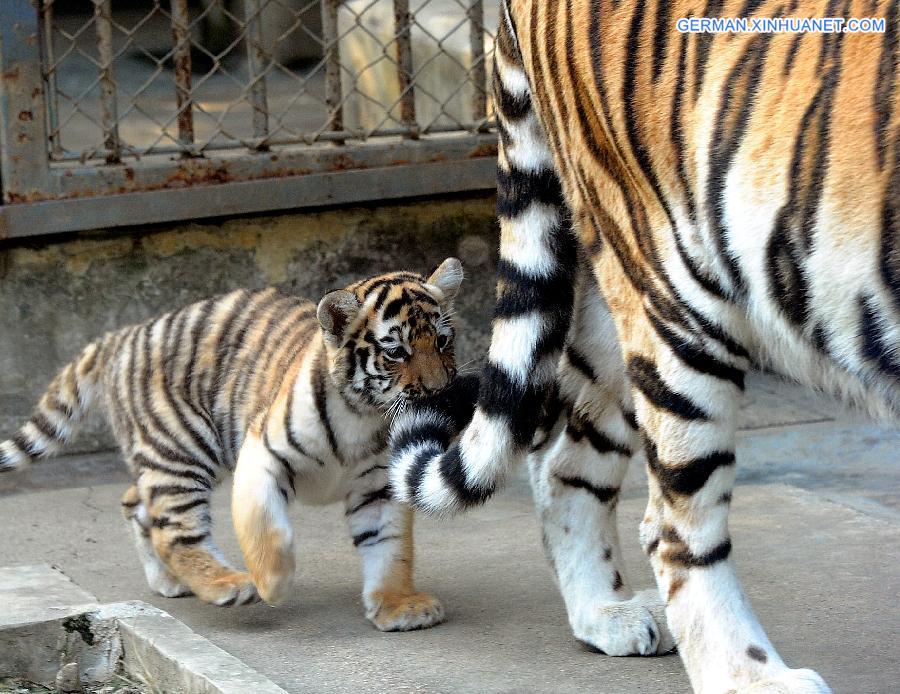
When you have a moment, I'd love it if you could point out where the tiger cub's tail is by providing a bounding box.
[0,338,107,472]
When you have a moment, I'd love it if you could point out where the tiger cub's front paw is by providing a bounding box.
[366,591,445,632]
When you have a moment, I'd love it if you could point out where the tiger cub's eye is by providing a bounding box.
[385,346,409,361]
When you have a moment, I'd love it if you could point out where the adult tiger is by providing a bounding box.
[390,1,898,691]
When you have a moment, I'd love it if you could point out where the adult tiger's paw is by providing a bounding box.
[574,590,674,656]
[735,669,831,694]
[366,591,445,632]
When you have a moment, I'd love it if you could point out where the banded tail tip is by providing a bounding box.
[0,440,29,472]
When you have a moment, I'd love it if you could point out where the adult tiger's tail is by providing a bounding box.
[389,8,576,516]
[0,338,107,472]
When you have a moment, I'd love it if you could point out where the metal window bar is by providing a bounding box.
[467,0,487,126]
[92,0,121,164]
[40,0,63,158]
[0,0,501,238]
[244,0,270,147]
[170,0,195,150]
[393,0,418,139]
[320,0,345,143]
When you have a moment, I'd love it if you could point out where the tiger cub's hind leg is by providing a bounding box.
[530,285,673,656]
[346,464,444,631]
[136,466,257,607]
[121,484,192,598]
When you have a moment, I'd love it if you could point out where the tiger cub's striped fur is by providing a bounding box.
[391,1,897,691]
[1,259,462,630]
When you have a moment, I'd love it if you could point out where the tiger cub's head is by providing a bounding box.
[316,258,464,410]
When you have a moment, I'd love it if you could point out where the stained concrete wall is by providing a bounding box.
[0,193,498,454]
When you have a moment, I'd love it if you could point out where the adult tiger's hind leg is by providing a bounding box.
[529,275,673,656]
[603,270,827,692]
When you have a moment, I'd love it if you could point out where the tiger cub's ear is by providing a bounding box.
[317,290,361,344]
[427,257,464,303]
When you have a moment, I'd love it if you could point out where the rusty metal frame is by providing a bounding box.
[0,0,53,200]
[0,0,497,241]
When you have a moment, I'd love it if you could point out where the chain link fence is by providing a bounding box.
[0,0,499,237]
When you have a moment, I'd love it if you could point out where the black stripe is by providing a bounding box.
[625,0,732,300]
[403,442,437,504]
[215,290,283,461]
[204,290,254,413]
[185,298,216,408]
[645,437,735,497]
[356,274,422,298]
[263,429,297,495]
[478,363,550,449]
[167,498,208,515]
[665,538,732,568]
[692,0,725,103]
[357,464,388,479]
[875,0,898,169]
[373,285,391,312]
[628,356,710,421]
[225,294,295,461]
[312,346,341,462]
[671,32,697,225]
[767,39,845,327]
[352,528,380,547]
[283,387,326,466]
[130,320,219,479]
[47,395,75,420]
[30,411,61,442]
[437,445,496,508]
[554,474,619,503]
[881,139,900,309]
[495,78,531,121]
[160,308,221,466]
[382,294,407,321]
[707,31,776,297]
[564,345,597,382]
[496,166,566,219]
[148,484,206,502]
[11,432,37,458]
[859,296,900,379]
[651,0,672,83]
[169,533,209,547]
[566,418,632,458]
[392,419,454,454]
[783,34,803,75]
[346,485,391,515]
[647,312,745,389]
[678,298,751,361]
[355,534,400,549]
[622,410,638,431]
[493,247,576,320]
[134,453,214,489]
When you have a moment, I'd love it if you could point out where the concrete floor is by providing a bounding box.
[1,373,898,693]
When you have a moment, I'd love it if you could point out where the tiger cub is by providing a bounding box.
[0,259,463,631]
